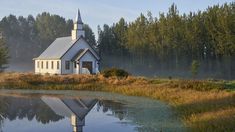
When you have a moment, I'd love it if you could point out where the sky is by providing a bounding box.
[0,0,234,38]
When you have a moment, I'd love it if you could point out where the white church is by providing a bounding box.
[34,9,100,75]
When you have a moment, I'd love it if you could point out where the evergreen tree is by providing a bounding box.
[84,24,96,46]
[0,35,8,72]
[97,2,235,78]
[0,13,95,62]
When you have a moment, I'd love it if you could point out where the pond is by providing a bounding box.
[0,90,185,132]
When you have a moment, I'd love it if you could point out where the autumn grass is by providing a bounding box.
[0,72,235,131]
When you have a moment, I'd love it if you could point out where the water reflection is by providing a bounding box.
[0,95,63,124]
[0,94,131,132]
[0,91,185,132]
[41,96,97,132]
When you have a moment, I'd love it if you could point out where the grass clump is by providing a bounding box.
[168,80,225,91]
[101,68,129,78]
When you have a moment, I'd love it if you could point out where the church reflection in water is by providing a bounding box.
[0,93,185,132]
[0,95,99,132]
[41,96,97,132]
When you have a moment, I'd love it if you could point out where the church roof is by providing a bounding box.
[61,98,97,120]
[35,36,99,60]
[71,49,87,61]
[36,36,74,60]
[41,96,97,120]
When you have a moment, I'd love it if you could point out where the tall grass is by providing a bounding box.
[0,72,235,131]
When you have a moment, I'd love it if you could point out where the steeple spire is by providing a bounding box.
[72,9,85,40]
[75,9,83,24]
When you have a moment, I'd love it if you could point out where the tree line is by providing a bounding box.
[0,2,234,79]
[0,12,96,63]
[97,3,235,79]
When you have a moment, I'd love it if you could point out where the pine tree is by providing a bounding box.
[0,34,8,72]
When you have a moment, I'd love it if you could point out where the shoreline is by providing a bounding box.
[0,72,235,131]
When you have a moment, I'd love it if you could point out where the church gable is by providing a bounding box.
[61,37,99,61]
[77,38,99,59]
[71,48,99,61]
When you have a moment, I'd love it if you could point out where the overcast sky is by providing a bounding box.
[0,0,233,38]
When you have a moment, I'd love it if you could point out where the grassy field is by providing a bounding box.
[0,72,235,131]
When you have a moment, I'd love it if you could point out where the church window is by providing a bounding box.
[37,61,40,68]
[65,61,70,70]
[41,61,43,69]
[51,61,54,69]
[57,61,60,69]
[46,61,48,69]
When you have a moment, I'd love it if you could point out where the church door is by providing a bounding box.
[82,61,92,74]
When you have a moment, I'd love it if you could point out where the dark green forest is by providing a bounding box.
[98,3,235,79]
[0,12,96,62]
[0,3,234,79]
[0,35,8,71]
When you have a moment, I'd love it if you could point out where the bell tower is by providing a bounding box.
[72,9,85,40]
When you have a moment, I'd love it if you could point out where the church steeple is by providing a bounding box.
[72,9,85,40]
[75,9,83,24]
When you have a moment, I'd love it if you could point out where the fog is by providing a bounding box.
[100,55,235,80]
[6,61,33,72]
[4,54,234,80]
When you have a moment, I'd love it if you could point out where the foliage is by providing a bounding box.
[84,24,96,46]
[225,80,235,91]
[0,36,8,72]
[35,13,73,49]
[98,2,235,79]
[0,13,96,62]
[101,68,129,78]
[191,60,200,77]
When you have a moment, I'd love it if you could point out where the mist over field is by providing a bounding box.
[101,55,234,79]
[0,3,234,79]
[6,62,33,72]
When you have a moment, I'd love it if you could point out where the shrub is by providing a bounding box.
[101,68,129,78]
[191,60,200,78]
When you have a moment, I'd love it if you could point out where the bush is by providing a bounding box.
[101,68,129,78]
[191,60,200,78]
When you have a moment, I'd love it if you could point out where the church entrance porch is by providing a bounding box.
[82,61,92,74]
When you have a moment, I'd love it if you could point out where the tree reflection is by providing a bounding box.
[0,95,64,126]
[0,95,130,131]
[0,93,184,132]
[97,100,128,121]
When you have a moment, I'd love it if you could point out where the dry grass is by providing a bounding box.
[0,72,235,131]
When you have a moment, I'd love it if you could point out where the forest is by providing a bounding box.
[0,12,96,62]
[0,2,234,79]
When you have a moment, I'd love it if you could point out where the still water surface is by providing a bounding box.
[0,90,185,132]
